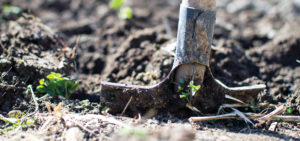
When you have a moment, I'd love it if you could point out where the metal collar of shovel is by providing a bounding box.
[100,3,266,114]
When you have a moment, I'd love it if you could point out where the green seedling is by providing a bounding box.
[179,90,190,101]
[189,80,201,95]
[118,7,133,20]
[2,4,22,16]
[177,86,184,92]
[0,114,35,133]
[177,79,201,102]
[286,107,293,114]
[109,0,124,9]
[109,0,133,20]
[36,72,78,99]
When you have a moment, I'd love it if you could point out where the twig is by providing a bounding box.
[26,85,39,117]
[217,103,249,114]
[225,94,246,104]
[257,105,285,122]
[121,96,133,116]
[64,114,125,127]
[63,117,96,136]
[71,36,79,59]
[39,116,55,131]
[189,113,300,123]
[231,108,254,126]
[186,104,203,115]
[0,67,12,80]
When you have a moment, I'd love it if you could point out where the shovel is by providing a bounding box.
[100,0,266,114]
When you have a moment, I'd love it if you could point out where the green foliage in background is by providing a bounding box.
[109,0,124,9]
[2,4,22,16]
[118,7,133,20]
[36,72,78,99]
[109,0,133,20]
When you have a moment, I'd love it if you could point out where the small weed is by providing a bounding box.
[0,114,35,133]
[2,4,22,16]
[36,72,78,99]
[286,107,293,114]
[109,0,133,20]
[189,81,201,95]
[118,7,132,20]
[177,79,201,102]
[109,0,124,9]
[177,86,184,92]
[179,90,190,101]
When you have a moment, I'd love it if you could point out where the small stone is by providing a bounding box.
[65,127,84,141]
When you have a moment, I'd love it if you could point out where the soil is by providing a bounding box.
[0,0,299,140]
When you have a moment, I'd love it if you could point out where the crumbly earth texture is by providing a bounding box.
[0,0,299,140]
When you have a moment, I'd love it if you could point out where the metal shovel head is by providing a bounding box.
[100,4,266,114]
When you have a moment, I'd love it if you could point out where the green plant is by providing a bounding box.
[109,0,124,9]
[286,107,293,114]
[177,79,201,102]
[189,81,201,95]
[109,0,133,20]
[2,4,22,16]
[0,114,35,133]
[118,7,133,20]
[36,72,78,99]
